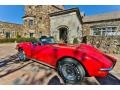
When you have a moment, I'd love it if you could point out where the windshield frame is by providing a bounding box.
[39,37,56,45]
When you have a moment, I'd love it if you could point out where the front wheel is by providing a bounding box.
[57,58,85,84]
[18,48,27,61]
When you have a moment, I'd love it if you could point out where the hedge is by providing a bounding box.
[0,38,37,43]
[0,38,16,43]
[16,37,37,43]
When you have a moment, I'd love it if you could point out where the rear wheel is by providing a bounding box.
[57,58,85,84]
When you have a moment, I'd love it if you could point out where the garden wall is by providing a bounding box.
[82,36,120,54]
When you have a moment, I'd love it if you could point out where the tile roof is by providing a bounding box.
[82,11,120,23]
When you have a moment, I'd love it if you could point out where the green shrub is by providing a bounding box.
[0,38,16,43]
[0,37,37,43]
[16,37,37,43]
[73,38,79,44]
[16,34,21,39]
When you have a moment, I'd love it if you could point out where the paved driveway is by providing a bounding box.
[0,43,17,59]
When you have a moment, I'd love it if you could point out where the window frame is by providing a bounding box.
[91,26,119,36]
[29,19,34,27]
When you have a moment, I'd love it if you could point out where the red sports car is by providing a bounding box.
[16,36,116,84]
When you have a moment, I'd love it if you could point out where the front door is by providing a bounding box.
[30,33,34,37]
[59,27,68,43]
[6,32,10,38]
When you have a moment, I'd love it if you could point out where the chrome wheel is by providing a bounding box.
[18,49,26,61]
[62,63,79,81]
[57,58,85,84]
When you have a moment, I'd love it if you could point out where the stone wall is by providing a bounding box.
[83,36,120,54]
[0,21,23,38]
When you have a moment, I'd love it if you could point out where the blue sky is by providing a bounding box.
[0,5,120,24]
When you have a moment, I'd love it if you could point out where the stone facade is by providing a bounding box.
[83,20,120,36]
[23,5,64,38]
[49,8,83,43]
[82,20,120,54]
[0,21,23,38]
[83,36,120,54]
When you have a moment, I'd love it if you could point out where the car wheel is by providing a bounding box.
[18,48,27,61]
[57,58,85,84]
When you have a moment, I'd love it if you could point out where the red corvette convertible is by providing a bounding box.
[16,36,116,84]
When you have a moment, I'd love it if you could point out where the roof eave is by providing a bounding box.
[49,8,83,24]
[83,18,120,23]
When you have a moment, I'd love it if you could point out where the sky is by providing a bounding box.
[0,5,120,24]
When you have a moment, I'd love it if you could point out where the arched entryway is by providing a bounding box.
[58,26,68,43]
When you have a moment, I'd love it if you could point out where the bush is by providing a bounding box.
[0,38,16,43]
[16,37,37,43]
[16,34,21,39]
[73,38,79,44]
[0,38,37,43]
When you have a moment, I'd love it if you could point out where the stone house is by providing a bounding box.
[82,11,120,36]
[0,21,23,39]
[49,8,83,43]
[0,5,120,45]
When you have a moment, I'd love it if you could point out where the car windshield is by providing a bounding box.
[39,37,55,45]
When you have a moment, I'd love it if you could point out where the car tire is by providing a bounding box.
[18,48,27,61]
[57,58,85,84]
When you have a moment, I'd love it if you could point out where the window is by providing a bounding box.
[29,19,34,27]
[91,26,118,36]
[30,33,34,37]
[92,28,101,36]
[6,32,10,38]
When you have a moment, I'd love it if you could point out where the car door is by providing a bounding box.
[32,44,57,66]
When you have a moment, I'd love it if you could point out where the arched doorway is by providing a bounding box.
[58,26,68,43]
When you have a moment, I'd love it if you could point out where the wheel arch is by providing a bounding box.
[56,56,90,77]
